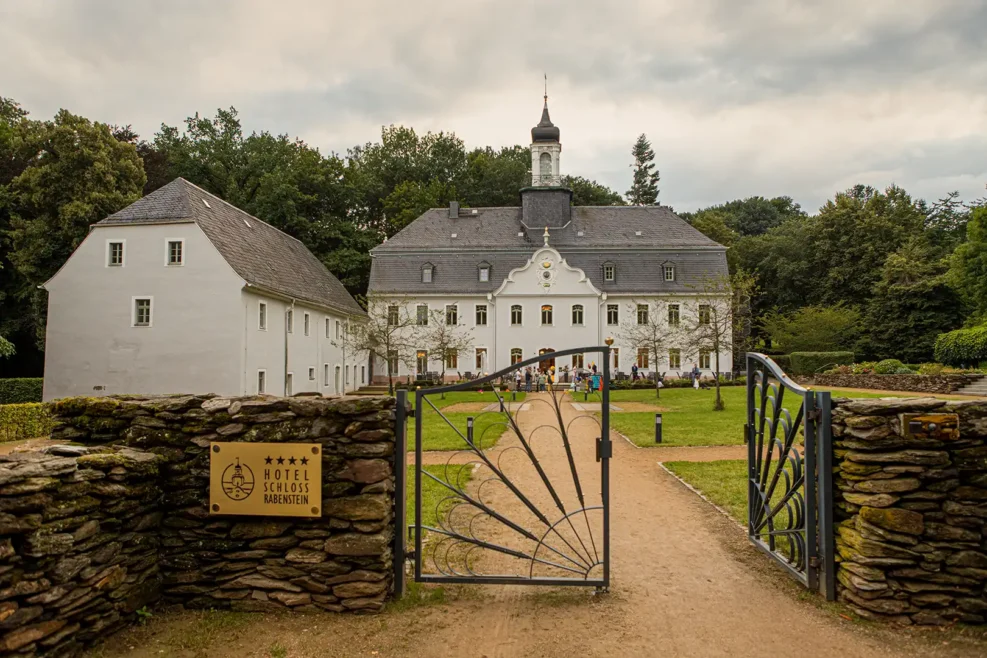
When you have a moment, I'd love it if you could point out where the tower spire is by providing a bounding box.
[544,73,548,103]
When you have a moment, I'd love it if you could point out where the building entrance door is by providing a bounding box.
[537,348,555,372]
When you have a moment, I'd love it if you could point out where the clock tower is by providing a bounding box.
[530,90,561,187]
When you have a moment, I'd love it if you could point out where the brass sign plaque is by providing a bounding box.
[209,442,322,517]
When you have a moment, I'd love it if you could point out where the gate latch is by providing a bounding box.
[595,437,612,462]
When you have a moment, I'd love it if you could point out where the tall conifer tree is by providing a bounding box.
[626,133,660,205]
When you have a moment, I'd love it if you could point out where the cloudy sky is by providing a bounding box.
[1,0,985,212]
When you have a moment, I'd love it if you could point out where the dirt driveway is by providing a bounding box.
[92,392,986,658]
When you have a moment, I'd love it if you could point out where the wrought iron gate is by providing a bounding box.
[394,345,611,593]
[745,353,835,600]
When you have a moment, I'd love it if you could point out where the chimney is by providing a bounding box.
[448,201,460,219]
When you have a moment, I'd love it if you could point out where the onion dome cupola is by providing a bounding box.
[531,98,560,143]
[530,77,562,187]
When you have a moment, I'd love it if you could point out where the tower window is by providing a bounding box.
[539,152,552,179]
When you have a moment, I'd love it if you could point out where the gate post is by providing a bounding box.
[393,390,408,599]
[816,390,836,601]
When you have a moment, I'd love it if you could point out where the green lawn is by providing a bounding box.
[664,460,748,523]
[406,464,474,531]
[406,390,522,451]
[606,385,923,447]
[407,390,525,410]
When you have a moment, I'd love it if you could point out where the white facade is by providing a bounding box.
[373,245,732,383]
[43,222,366,400]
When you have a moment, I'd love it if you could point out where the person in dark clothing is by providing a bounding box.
[524,368,532,393]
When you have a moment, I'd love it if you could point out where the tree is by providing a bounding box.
[730,270,759,368]
[563,175,625,206]
[334,297,418,395]
[949,206,987,322]
[683,274,734,411]
[860,239,965,362]
[6,109,145,349]
[626,134,659,205]
[760,305,861,353]
[618,301,672,399]
[416,304,475,396]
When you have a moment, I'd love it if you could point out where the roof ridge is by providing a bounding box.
[177,178,309,248]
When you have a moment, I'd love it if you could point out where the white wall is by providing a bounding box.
[43,223,244,400]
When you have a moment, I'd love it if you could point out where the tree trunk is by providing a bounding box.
[713,349,724,411]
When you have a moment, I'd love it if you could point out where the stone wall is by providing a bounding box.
[0,446,164,655]
[0,394,399,655]
[798,374,982,394]
[832,397,987,624]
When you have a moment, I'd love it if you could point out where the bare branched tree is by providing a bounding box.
[334,295,418,395]
[683,274,734,411]
[618,299,672,399]
[416,303,475,397]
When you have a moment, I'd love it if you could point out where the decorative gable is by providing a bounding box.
[494,247,600,297]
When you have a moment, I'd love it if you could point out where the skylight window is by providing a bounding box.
[577,231,584,237]
[635,231,642,236]
[451,233,457,238]
[202,199,211,209]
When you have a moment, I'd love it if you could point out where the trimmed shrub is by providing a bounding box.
[874,359,906,374]
[789,352,854,375]
[0,378,43,404]
[934,325,987,366]
[0,403,53,442]
[772,354,792,371]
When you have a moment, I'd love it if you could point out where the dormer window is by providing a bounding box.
[664,265,675,282]
[422,263,433,283]
[478,263,490,283]
[603,263,615,282]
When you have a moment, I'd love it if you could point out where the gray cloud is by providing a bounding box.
[0,0,984,211]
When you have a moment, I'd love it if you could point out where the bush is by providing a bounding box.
[0,403,53,443]
[772,354,792,371]
[788,352,854,375]
[874,359,905,375]
[934,325,987,366]
[0,378,43,404]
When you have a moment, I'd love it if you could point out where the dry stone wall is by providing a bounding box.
[0,394,399,656]
[799,374,982,394]
[832,397,987,624]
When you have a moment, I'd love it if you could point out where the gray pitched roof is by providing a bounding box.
[369,204,727,295]
[99,179,365,316]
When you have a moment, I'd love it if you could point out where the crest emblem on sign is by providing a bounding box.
[221,458,255,501]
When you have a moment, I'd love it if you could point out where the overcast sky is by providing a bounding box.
[1,0,985,212]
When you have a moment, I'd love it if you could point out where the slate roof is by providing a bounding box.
[99,179,365,316]
[369,205,727,295]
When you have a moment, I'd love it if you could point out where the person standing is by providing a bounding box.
[525,368,532,393]
[631,363,639,381]
[692,363,701,390]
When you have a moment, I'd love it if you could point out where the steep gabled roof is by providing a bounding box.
[99,178,365,316]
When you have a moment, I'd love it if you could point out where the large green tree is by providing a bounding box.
[5,109,145,349]
[948,205,987,322]
[626,133,659,205]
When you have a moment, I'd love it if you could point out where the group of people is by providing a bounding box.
[513,364,604,393]
[629,363,706,390]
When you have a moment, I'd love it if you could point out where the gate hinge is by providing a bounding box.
[595,437,612,462]
[806,409,822,422]
[809,557,820,568]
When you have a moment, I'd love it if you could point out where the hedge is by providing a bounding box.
[789,352,855,376]
[771,354,792,371]
[934,325,987,366]
[0,378,43,404]
[0,403,53,443]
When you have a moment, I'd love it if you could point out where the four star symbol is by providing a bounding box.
[263,454,313,467]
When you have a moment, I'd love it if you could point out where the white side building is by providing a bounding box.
[367,98,731,382]
[42,178,367,400]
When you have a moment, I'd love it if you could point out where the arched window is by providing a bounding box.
[539,152,552,178]
[511,305,523,325]
[571,304,584,325]
[511,348,523,364]
[541,305,553,325]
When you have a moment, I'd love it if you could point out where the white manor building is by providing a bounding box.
[42,179,367,400]
[367,98,731,383]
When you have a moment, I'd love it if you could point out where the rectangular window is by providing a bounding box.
[541,305,553,326]
[613,347,620,369]
[572,354,584,369]
[664,265,675,282]
[637,304,649,325]
[387,305,399,326]
[669,349,681,370]
[417,304,428,326]
[699,304,711,326]
[286,373,293,396]
[335,320,341,339]
[636,348,649,369]
[479,266,490,282]
[166,239,184,266]
[387,350,398,374]
[361,366,366,384]
[257,370,267,394]
[324,364,330,386]
[422,266,433,283]
[668,304,680,327]
[304,312,311,336]
[571,304,584,325]
[416,350,428,374]
[511,305,522,326]
[700,350,711,370]
[604,264,615,281]
[308,366,315,381]
[133,297,152,327]
[511,348,523,364]
[445,349,458,369]
[475,348,487,370]
[607,304,618,326]
[258,302,267,330]
[286,309,293,333]
[445,304,458,326]
[107,241,124,266]
[346,365,351,385]
[326,317,331,338]
[475,304,487,326]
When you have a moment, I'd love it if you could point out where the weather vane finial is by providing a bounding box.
[543,226,550,246]
[544,73,548,102]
